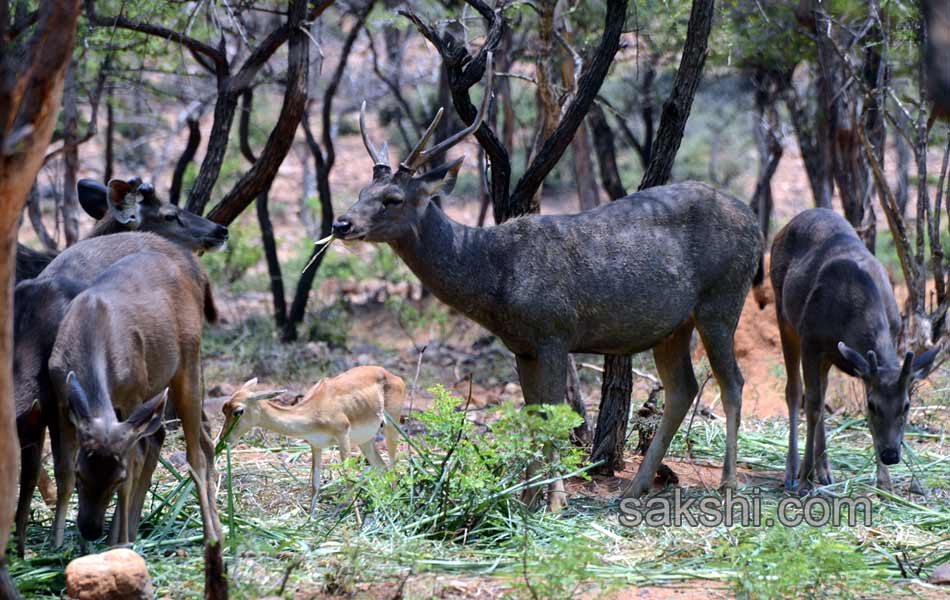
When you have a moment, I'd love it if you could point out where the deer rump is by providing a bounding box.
[13,233,216,552]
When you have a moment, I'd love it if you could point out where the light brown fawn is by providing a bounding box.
[219,366,406,513]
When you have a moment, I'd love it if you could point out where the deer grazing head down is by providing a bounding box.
[332,54,494,242]
[64,373,167,540]
[79,177,229,252]
[837,343,939,466]
[218,378,285,445]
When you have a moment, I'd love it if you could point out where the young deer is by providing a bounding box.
[333,58,763,506]
[45,242,226,596]
[770,208,939,493]
[218,366,406,513]
[14,178,228,558]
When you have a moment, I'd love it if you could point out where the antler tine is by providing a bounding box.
[360,101,390,169]
[400,107,445,172]
[404,52,495,172]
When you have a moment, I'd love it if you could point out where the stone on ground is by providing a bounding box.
[65,548,154,599]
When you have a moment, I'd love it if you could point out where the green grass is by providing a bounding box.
[9,338,950,599]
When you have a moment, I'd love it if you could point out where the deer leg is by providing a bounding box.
[128,427,165,541]
[517,344,569,511]
[171,361,225,598]
[623,321,697,498]
[813,363,833,486]
[309,445,323,514]
[777,319,803,491]
[15,420,44,558]
[359,441,385,469]
[383,416,399,468]
[49,412,77,548]
[797,352,825,494]
[695,318,745,491]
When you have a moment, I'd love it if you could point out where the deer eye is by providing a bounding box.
[383,195,403,207]
[234,407,244,417]
[163,213,179,222]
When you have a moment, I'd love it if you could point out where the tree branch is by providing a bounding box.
[509,0,627,214]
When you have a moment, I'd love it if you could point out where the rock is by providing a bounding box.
[65,549,154,600]
[930,563,950,585]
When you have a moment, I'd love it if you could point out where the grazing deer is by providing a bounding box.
[13,178,228,557]
[218,366,406,513]
[770,208,939,493]
[333,60,763,507]
[15,177,228,282]
[47,243,221,550]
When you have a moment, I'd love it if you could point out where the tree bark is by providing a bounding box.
[238,89,287,329]
[61,63,80,246]
[169,114,201,206]
[282,5,371,342]
[0,3,82,598]
[27,184,57,251]
[104,93,114,183]
[561,58,600,211]
[592,0,714,476]
[749,68,784,238]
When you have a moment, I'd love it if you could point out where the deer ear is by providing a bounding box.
[65,371,91,426]
[241,377,258,390]
[77,179,109,219]
[123,389,167,443]
[411,156,465,199]
[837,342,873,380]
[909,344,940,382]
[106,179,143,228]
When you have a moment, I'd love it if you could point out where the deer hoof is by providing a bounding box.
[783,477,799,492]
[621,478,651,499]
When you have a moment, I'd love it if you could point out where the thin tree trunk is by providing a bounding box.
[560,40,600,210]
[27,185,57,251]
[257,188,288,328]
[592,0,714,476]
[169,115,201,206]
[104,94,114,182]
[62,63,81,246]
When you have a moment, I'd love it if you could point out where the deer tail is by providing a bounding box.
[203,280,219,324]
[751,245,769,310]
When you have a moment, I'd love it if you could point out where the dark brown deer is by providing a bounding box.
[333,62,763,506]
[13,178,227,558]
[770,208,939,493]
[15,177,228,282]
[46,239,225,595]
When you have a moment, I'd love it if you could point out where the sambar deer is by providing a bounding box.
[46,240,227,595]
[333,59,763,507]
[14,178,228,557]
[218,366,406,513]
[15,177,228,282]
[770,208,939,493]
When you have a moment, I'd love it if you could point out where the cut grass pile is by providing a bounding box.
[9,377,950,599]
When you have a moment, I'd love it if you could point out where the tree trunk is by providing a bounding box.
[62,63,81,246]
[750,69,784,238]
[169,115,202,206]
[104,94,114,182]
[562,60,600,211]
[257,188,288,329]
[592,0,714,476]
[784,72,834,209]
[27,185,57,251]
[0,4,82,597]
[592,355,632,473]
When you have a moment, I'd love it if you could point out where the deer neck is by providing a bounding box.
[389,202,501,323]
[255,401,328,438]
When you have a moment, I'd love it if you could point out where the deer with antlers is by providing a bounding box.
[333,56,763,508]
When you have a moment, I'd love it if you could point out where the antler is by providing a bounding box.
[399,51,495,173]
[359,100,391,170]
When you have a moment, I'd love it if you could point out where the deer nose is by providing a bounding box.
[214,224,229,240]
[332,219,353,237]
[880,448,900,465]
